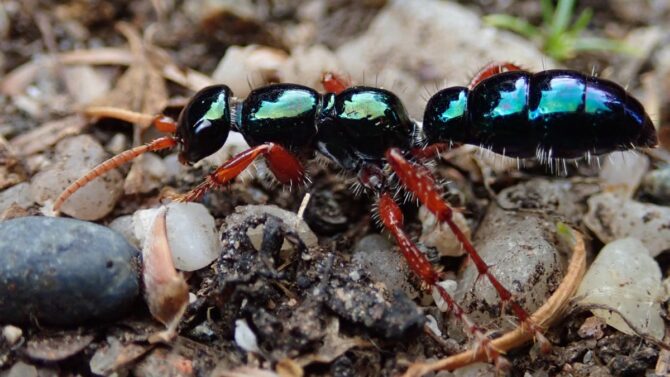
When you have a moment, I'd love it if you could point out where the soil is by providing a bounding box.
[1,1,670,376]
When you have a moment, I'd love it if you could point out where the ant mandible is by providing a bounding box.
[53,62,658,368]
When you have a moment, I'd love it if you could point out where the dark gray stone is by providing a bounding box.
[0,216,141,326]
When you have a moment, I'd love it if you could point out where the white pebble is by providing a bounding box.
[234,319,260,353]
[576,238,664,341]
[2,325,23,345]
[419,206,469,257]
[599,151,649,198]
[584,192,670,257]
[30,135,123,220]
[134,203,220,272]
[432,280,457,312]
[109,215,140,248]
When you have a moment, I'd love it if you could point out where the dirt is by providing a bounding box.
[1,0,670,376]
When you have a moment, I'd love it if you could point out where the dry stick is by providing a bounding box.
[84,106,156,128]
[402,226,587,377]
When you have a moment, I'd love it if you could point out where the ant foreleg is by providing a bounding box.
[54,136,179,213]
[84,106,178,133]
[385,148,546,343]
[378,193,509,369]
[469,62,524,89]
[174,143,304,202]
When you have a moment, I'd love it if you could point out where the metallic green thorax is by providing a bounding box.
[252,89,317,120]
[340,92,391,121]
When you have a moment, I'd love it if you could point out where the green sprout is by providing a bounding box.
[484,0,637,61]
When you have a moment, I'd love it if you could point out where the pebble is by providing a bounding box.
[123,153,167,195]
[0,182,33,214]
[0,216,140,325]
[225,205,318,251]
[576,238,664,341]
[352,234,418,299]
[133,203,220,272]
[30,135,124,220]
[599,151,649,198]
[419,206,469,257]
[640,165,670,205]
[451,182,568,336]
[335,0,555,118]
[584,192,670,257]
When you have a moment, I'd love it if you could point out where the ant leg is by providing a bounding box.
[54,136,179,213]
[321,72,351,94]
[378,193,508,369]
[469,62,524,89]
[175,143,304,202]
[385,148,546,341]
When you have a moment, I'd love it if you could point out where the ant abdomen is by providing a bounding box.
[423,69,658,159]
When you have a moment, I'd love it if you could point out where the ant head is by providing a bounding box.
[423,87,469,145]
[176,85,233,164]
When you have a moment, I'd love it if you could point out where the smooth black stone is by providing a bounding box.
[0,216,141,326]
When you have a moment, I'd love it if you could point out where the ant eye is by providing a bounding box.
[177,85,232,163]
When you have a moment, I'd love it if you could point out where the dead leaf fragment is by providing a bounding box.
[143,207,189,343]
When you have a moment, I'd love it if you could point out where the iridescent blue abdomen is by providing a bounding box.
[423,70,657,159]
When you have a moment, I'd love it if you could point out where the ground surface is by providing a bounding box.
[1,1,670,376]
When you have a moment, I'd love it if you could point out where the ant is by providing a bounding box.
[53,62,658,369]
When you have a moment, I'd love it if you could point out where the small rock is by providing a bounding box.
[0,182,33,213]
[211,45,289,99]
[641,164,670,205]
[30,135,124,220]
[25,332,94,361]
[123,153,167,195]
[134,203,220,272]
[352,234,418,298]
[577,316,606,340]
[304,190,349,235]
[109,215,140,247]
[2,325,22,345]
[132,347,194,377]
[335,0,555,118]
[584,192,670,256]
[599,151,649,197]
[326,279,424,339]
[0,216,140,325]
[452,181,570,335]
[226,205,318,251]
[6,361,37,377]
[419,206,469,257]
[576,238,664,341]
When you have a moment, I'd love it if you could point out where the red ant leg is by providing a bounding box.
[175,143,304,202]
[469,62,524,89]
[54,136,179,213]
[385,148,542,337]
[410,143,451,161]
[378,193,508,368]
[321,72,351,94]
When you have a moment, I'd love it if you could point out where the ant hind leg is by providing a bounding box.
[384,148,546,342]
[469,62,524,89]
